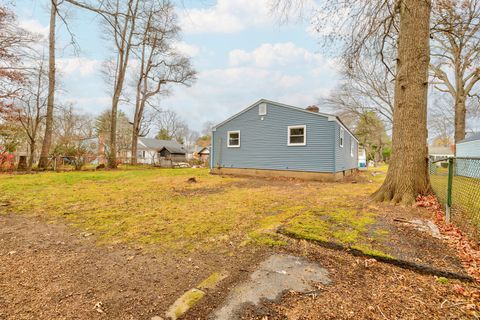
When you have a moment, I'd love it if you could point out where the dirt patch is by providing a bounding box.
[371,202,467,275]
[0,213,266,320]
[237,243,480,320]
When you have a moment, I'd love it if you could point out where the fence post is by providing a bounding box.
[446,157,454,223]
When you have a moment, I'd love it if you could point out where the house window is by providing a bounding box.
[227,131,240,147]
[288,125,306,146]
[351,141,355,157]
[340,128,344,148]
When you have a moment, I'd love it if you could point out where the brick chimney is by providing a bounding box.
[306,105,319,113]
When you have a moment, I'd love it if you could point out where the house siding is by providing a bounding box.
[456,140,480,178]
[211,102,357,173]
[457,140,480,157]
[334,123,358,172]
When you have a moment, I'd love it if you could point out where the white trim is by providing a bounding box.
[340,128,344,148]
[227,130,240,148]
[288,125,306,146]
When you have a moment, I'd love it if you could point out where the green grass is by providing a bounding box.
[0,167,390,255]
[430,171,480,227]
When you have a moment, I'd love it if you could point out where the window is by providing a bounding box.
[340,128,344,148]
[288,125,306,146]
[227,131,240,147]
[351,141,355,157]
[259,103,267,115]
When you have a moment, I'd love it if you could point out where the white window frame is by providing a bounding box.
[227,130,241,148]
[340,127,344,148]
[351,141,354,157]
[288,125,306,146]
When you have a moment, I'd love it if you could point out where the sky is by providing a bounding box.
[13,0,341,133]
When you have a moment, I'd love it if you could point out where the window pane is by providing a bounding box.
[229,138,239,146]
[290,136,304,144]
[290,128,304,136]
[229,133,239,139]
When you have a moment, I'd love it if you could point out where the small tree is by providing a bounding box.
[354,111,390,163]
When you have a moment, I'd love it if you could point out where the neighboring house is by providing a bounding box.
[210,99,359,181]
[456,133,480,178]
[429,146,454,162]
[197,146,210,162]
[136,138,186,164]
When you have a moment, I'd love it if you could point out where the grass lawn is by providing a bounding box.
[0,167,390,255]
[430,166,480,232]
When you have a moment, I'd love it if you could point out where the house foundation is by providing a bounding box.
[210,167,357,182]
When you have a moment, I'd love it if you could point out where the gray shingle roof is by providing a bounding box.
[458,132,480,144]
[138,138,185,154]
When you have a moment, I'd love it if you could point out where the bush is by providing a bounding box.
[0,146,15,171]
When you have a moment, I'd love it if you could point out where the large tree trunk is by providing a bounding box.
[372,0,432,204]
[454,92,466,144]
[38,0,56,169]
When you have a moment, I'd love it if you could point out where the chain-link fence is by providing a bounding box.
[429,157,480,240]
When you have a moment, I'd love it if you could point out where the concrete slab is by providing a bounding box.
[211,254,330,320]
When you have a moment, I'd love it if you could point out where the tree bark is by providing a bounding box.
[28,138,35,171]
[372,0,432,204]
[38,0,56,169]
[454,92,466,144]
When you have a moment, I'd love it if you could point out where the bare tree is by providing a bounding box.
[14,58,48,170]
[153,109,188,143]
[37,0,58,169]
[323,59,395,128]
[130,0,196,164]
[103,0,141,168]
[0,5,33,113]
[430,0,480,143]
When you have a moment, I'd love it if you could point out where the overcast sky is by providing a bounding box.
[13,0,341,132]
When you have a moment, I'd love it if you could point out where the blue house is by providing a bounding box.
[456,133,480,178]
[210,99,358,181]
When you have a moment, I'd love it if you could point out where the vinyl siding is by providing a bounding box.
[211,101,357,173]
[457,140,480,157]
[456,140,480,178]
[334,123,358,171]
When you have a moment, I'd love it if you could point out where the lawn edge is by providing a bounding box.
[278,228,474,282]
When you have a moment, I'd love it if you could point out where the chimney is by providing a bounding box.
[306,105,319,113]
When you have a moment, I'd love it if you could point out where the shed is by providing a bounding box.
[210,99,358,181]
[197,146,210,162]
[136,138,186,164]
[456,133,480,178]
[158,145,187,162]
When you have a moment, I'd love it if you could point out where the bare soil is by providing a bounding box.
[0,213,266,320]
[238,243,480,320]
